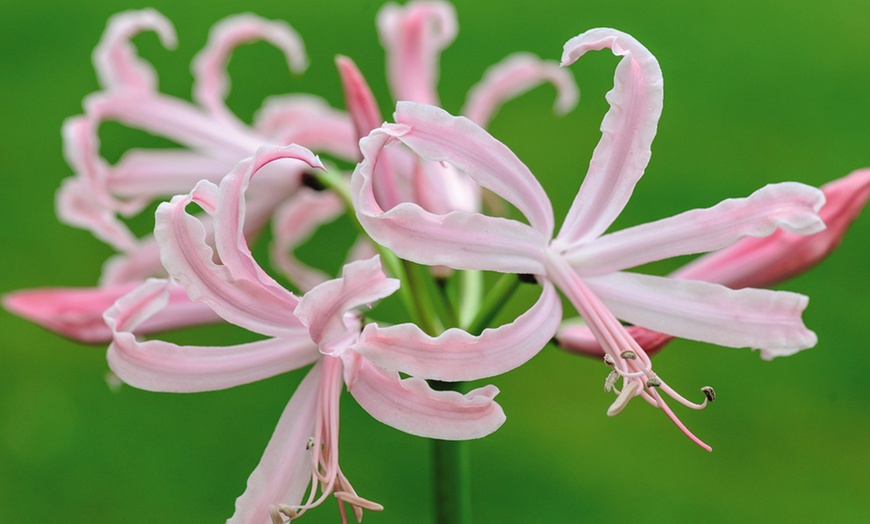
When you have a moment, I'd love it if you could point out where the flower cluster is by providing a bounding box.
[5,1,870,522]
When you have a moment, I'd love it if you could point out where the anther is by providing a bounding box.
[701,386,716,402]
[620,350,637,360]
[278,505,298,518]
[269,506,284,524]
[607,380,640,416]
[604,370,619,393]
[646,377,662,388]
[306,437,315,451]
[603,354,615,367]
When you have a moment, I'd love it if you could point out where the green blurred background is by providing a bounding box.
[2,0,870,522]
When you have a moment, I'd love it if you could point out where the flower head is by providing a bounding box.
[351,29,826,449]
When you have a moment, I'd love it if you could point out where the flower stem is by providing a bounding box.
[430,381,472,524]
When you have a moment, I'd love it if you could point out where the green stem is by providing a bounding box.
[465,273,523,335]
[430,381,472,524]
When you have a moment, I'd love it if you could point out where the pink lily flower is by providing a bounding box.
[4,9,357,342]
[351,29,826,450]
[105,143,561,521]
[336,0,578,215]
[558,168,870,358]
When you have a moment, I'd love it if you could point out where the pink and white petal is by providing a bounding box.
[56,177,139,252]
[336,55,385,142]
[586,271,817,358]
[555,28,664,246]
[295,257,400,350]
[229,363,321,524]
[109,149,237,204]
[345,355,505,440]
[674,169,870,289]
[213,145,323,289]
[556,321,674,358]
[353,132,547,273]
[462,52,579,127]
[155,181,303,337]
[106,279,318,392]
[354,134,547,272]
[392,102,554,237]
[377,0,457,105]
[254,94,358,161]
[270,188,345,292]
[93,9,177,92]
[192,14,307,118]
[84,92,261,155]
[355,280,561,380]
[411,157,481,214]
[565,182,826,275]
[3,281,219,344]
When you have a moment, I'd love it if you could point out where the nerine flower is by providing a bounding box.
[106,144,558,521]
[351,29,825,449]
[558,168,870,357]
[4,9,356,342]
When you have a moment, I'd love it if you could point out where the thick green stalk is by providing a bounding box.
[430,381,472,524]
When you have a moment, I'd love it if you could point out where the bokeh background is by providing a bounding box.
[2,0,870,522]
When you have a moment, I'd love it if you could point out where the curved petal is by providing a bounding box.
[393,102,553,237]
[335,55,384,142]
[105,280,319,392]
[674,169,870,289]
[352,124,548,274]
[354,280,561,380]
[109,149,237,205]
[555,28,664,246]
[270,188,345,292]
[56,176,138,252]
[556,322,673,358]
[586,271,817,358]
[229,363,321,524]
[565,182,826,275]
[192,14,307,118]
[345,355,505,440]
[377,0,457,105]
[3,282,219,344]
[295,257,400,351]
[155,179,302,337]
[462,52,579,127]
[92,9,177,92]
[254,94,358,161]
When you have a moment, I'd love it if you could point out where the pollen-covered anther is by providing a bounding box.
[334,491,385,512]
[278,504,298,518]
[646,377,662,388]
[269,505,286,524]
[604,370,619,392]
[603,354,615,367]
[701,386,716,402]
[607,380,640,416]
[305,436,315,450]
[620,350,637,360]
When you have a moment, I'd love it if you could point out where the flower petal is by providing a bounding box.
[462,52,579,127]
[355,280,561,380]
[555,28,664,246]
[270,188,346,292]
[377,0,457,105]
[254,94,358,161]
[92,9,177,92]
[565,182,826,275]
[229,363,322,523]
[192,14,308,118]
[674,169,870,289]
[106,279,318,392]
[295,257,400,350]
[3,282,219,344]
[586,271,817,358]
[335,55,384,142]
[345,355,505,440]
[352,121,549,273]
